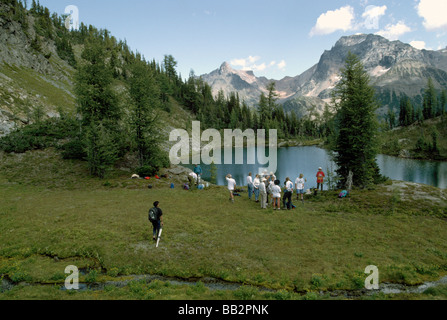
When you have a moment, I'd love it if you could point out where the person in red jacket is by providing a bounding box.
[316,167,325,192]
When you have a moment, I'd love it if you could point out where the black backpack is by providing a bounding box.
[148,207,158,222]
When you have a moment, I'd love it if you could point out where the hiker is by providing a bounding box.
[149,201,164,241]
[267,176,275,206]
[295,174,307,202]
[316,167,325,192]
[226,174,237,203]
[265,175,271,204]
[246,172,254,201]
[271,180,282,210]
[283,177,293,210]
[253,174,261,202]
[259,178,267,209]
[188,172,197,188]
[193,165,202,185]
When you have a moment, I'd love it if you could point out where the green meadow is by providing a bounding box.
[1,149,447,300]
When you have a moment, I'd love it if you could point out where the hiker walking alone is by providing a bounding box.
[149,201,164,241]
[226,174,237,203]
[316,167,325,192]
[247,172,254,201]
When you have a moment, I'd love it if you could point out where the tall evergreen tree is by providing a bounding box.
[423,78,437,120]
[332,52,381,188]
[74,38,121,177]
[75,38,120,124]
[128,60,162,168]
[440,89,446,116]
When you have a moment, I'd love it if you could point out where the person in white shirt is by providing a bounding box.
[259,178,267,209]
[295,174,307,202]
[188,172,197,188]
[271,180,282,210]
[283,177,294,210]
[226,174,237,203]
[246,172,254,201]
[253,174,261,203]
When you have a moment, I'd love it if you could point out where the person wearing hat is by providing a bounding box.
[259,178,268,209]
[316,167,326,192]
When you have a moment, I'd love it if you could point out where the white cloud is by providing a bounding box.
[410,40,427,50]
[248,56,260,63]
[362,5,387,30]
[417,0,447,31]
[230,56,286,73]
[310,6,355,36]
[376,21,412,40]
[230,58,247,67]
[277,60,287,70]
[230,56,261,69]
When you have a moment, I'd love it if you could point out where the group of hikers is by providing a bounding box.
[226,167,326,210]
[148,166,327,243]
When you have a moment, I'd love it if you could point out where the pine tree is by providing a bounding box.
[75,38,120,124]
[440,89,446,116]
[74,38,121,178]
[332,52,381,188]
[85,121,119,179]
[423,78,437,120]
[128,60,162,168]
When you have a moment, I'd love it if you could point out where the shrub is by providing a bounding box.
[61,138,86,160]
[136,165,157,178]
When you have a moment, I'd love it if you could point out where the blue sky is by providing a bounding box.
[38,0,447,80]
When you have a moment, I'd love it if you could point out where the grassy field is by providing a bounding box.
[1,149,447,300]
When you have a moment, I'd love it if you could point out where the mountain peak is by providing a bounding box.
[219,62,233,74]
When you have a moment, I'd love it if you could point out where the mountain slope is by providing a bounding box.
[0,2,76,136]
[200,34,447,117]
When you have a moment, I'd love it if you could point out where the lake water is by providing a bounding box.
[186,146,447,189]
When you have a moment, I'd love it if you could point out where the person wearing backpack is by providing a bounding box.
[149,201,164,241]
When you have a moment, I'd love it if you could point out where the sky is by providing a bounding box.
[37,0,447,80]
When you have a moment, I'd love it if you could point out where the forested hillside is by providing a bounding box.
[0,0,329,178]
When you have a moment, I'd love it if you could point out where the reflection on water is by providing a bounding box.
[186,146,447,189]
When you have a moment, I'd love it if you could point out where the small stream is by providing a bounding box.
[2,273,447,298]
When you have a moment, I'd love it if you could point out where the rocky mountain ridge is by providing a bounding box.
[201,34,447,116]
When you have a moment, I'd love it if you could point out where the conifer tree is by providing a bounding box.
[423,78,437,120]
[128,60,161,168]
[332,52,381,188]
